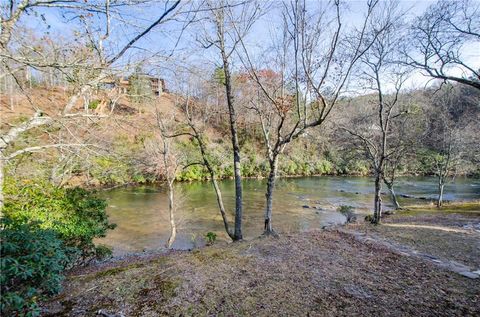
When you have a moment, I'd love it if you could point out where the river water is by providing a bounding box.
[97,176,480,255]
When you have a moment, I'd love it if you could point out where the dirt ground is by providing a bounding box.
[349,202,480,269]
[41,203,480,317]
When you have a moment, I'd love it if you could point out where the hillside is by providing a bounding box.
[1,85,479,189]
[0,86,358,187]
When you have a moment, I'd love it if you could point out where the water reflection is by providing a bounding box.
[97,176,480,255]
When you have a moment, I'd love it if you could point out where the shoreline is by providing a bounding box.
[82,201,480,271]
[92,174,480,192]
[41,202,480,316]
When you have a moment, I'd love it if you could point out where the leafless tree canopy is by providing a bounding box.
[404,0,480,89]
[1,0,479,234]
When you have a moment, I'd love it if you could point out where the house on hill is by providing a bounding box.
[100,74,166,96]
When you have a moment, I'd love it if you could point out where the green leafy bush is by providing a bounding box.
[177,165,207,181]
[337,205,357,223]
[3,178,115,257]
[205,232,217,245]
[339,160,370,176]
[1,219,75,317]
[94,245,113,259]
[241,161,256,177]
[337,205,354,214]
[221,165,234,178]
[255,161,269,176]
[282,160,298,175]
[90,157,131,185]
[314,160,333,175]
[88,99,100,110]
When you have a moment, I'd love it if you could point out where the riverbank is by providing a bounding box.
[41,202,480,316]
[96,176,480,255]
[347,202,480,270]
[80,173,480,193]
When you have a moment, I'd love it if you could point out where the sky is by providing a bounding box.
[20,1,436,57]
[16,0,480,92]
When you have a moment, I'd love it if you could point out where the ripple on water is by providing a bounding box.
[97,176,480,255]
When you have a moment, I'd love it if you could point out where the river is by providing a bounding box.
[97,176,480,255]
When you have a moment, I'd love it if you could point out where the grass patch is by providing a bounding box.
[402,201,480,215]
[132,275,181,315]
[89,256,169,280]
[191,248,236,263]
[93,263,145,278]
[153,275,179,297]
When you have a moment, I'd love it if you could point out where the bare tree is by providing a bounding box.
[175,83,236,240]
[156,112,179,249]
[235,0,385,234]
[0,0,181,212]
[195,0,260,240]
[404,0,480,90]
[382,149,404,210]
[341,3,411,223]
[422,84,479,207]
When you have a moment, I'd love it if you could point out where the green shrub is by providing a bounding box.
[132,173,147,184]
[90,157,131,185]
[337,205,354,214]
[339,160,370,176]
[177,165,206,181]
[241,161,256,177]
[205,232,217,245]
[88,99,100,110]
[337,205,357,223]
[255,161,269,176]
[314,160,333,175]
[94,245,113,259]
[3,178,115,257]
[282,160,298,175]
[221,165,234,178]
[298,162,310,175]
[1,219,75,317]
[415,149,443,175]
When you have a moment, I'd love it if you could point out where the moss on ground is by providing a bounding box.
[404,201,480,214]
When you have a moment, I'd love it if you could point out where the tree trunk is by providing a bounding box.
[221,51,243,241]
[196,134,234,240]
[264,156,278,235]
[211,177,235,240]
[0,153,4,215]
[9,76,14,111]
[385,182,401,210]
[165,179,176,249]
[161,131,176,249]
[213,8,243,240]
[437,181,444,208]
[232,143,243,240]
[373,173,382,224]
